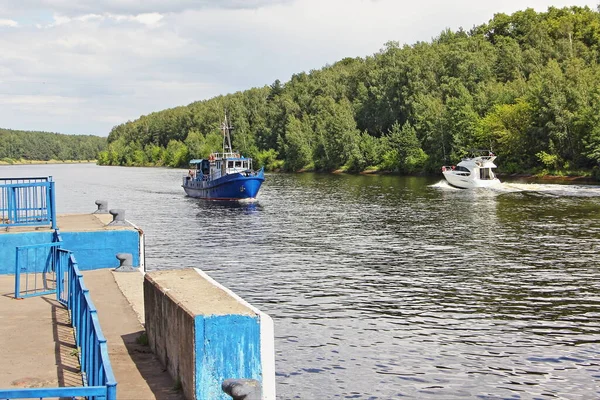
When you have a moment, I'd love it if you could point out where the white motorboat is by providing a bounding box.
[442,151,501,189]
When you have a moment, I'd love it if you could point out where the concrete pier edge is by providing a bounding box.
[142,268,276,400]
[191,268,276,400]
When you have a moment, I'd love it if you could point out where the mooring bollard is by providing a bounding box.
[93,200,109,214]
[108,209,128,226]
[115,253,136,272]
[222,379,262,400]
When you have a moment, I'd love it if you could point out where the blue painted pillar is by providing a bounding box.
[144,268,276,400]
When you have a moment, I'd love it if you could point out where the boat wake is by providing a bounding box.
[431,180,600,197]
[430,180,461,190]
[498,182,600,197]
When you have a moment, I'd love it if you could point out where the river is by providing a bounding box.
[2,163,600,399]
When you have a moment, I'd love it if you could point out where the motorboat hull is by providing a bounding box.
[443,171,501,189]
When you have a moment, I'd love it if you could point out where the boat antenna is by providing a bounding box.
[221,112,233,154]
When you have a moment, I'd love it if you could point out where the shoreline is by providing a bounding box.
[6,161,597,184]
[0,159,96,165]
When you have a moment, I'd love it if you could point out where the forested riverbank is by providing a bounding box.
[0,128,106,163]
[91,7,600,180]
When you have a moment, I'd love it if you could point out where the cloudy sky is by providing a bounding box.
[0,0,597,136]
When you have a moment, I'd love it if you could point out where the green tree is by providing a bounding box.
[281,115,312,171]
[185,129,205,159]
[478,98,534,171]
[164,140,189,167]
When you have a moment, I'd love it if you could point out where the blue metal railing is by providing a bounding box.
[1,235,117,400]
[14,242,59,299]
[64,252,117,397]
[0,386,108,399]
[0,177,56,229]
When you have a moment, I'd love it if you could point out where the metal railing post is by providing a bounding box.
[55,249,61,302]
[14,249,21,299]
[107,382,117,400]
[49,179,57,229]
[8,186,16,225]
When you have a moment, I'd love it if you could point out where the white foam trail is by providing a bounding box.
[430,180,600,197]
[429,180,461,190]
[500,182,600,197]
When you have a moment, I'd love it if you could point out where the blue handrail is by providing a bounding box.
[1,240,117,400]
[64,252,117,397]
[0,177,56,229]
[0,386,108,399]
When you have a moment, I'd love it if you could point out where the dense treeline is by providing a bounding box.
[0,128,107,162]
[100,6,600,178]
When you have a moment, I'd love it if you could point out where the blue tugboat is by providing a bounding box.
[182,115,265,200]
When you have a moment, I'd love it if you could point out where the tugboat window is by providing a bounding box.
[201,160,210,175]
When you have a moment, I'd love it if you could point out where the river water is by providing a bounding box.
[2,164,600,399]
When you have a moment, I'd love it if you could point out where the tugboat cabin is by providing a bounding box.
[189,153,254,182]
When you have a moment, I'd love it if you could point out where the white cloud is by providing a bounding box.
[4,0,293,18]
[0,19,18,27]
[51,14,71,25]
[0,95,79,106]
[0,0,597,135]
[46,12,163,27]
[132,12,163,26]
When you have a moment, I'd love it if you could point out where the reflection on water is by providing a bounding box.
[2,164,600,399]
[187,198,262,214]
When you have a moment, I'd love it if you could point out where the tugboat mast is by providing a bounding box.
[221,114,233,154]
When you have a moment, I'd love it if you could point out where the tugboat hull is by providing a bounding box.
[183,172,264,200]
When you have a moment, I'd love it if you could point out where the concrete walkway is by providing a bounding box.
[0,277,80,389]
[0,270,184,400]
[84,269,184,400]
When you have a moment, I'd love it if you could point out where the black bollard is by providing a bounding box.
[108,209,128,226]
[222,379,261,400]
[93,200,109,214]
[115,253,136,272]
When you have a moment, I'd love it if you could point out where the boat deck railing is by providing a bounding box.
[185,169,263,182]
[211,152,243,159]
[461,155,496,162]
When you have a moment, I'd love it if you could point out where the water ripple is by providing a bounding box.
[5,165,599,399]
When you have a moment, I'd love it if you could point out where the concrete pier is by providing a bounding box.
[0,269,183,399]
[0,213,143,274]
[0,210,275,399]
